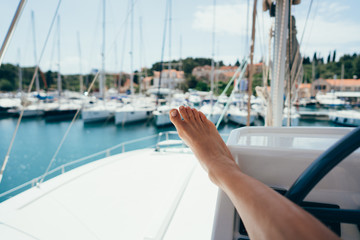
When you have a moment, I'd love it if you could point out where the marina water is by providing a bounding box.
[0,111,337,200]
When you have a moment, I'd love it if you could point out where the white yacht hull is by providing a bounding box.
[115,109,153,125]
[228,114,255,125]
[227,106,256,125]
[329,110,360,127]
[154,113,172,126]
[22,109,44,117]
[0,149,218,240]
[82,109,113,123]
[199,104,223,124]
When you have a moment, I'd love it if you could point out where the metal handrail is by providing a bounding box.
[0,132,163,199]
[0,131,230,200]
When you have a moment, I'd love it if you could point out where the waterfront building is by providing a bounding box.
[152,69,185,89]
[311,78,360,96]
[192,63,263,83]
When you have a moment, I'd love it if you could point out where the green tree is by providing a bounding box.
[186,75,197,89]
[195,81,209,91]
[0,79,14,91]
[354,56,360,78]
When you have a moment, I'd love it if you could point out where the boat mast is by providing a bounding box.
[179,35,182,71]
[270,0,289,127]
[31,11,41,93]
[139,17,143,95]
[0,0,27,67]
[210,0,216,106]
[100,0,106,99]
[245,0,250,56]
[77,31,83,94]
[155,0,169,106]
[168,0,172,90]
[18,48,23,92]
[341,63,344,92]
[130,0,134,96]
[118,3,129,93]
[57,15,62,99]
[246,0,257,126]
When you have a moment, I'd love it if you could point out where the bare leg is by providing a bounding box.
[169,107,339,240]
[169,106,238,185]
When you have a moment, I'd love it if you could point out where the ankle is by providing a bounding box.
[208,159,241,187]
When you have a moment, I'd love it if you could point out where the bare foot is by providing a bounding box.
[169,106,239,185]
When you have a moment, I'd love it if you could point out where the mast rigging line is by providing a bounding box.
[0,0,63,184]
[105,0,140,57]
[247,0,257,126]
[0,0,27,67]
[287,0,293,127]
[210,0,216,106]
[215,59,248,129]
[255,12,265,61]
[39,71,101,184]
[282,0,314,126]
[130,0,134,95]
[117,0,130,90]
[286,0,315,82]
[156,0,170,106]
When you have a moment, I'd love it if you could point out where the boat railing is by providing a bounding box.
[0,130,229,202]
[0,131,171,201]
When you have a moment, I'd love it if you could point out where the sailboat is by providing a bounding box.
[1,1,359,239]
[226,77,257,126]
[0,98,21,117]
[114,0,155,125]
[153,92,187,127]
[199,0,224,124]
[11,11,47,118]
[44,16,80,122]
[81,0,119,123]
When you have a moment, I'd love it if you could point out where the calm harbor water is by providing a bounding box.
[0,112,337,200]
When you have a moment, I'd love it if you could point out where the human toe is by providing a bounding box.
[170,109,183,126]
[199,111,207,123]
[179,106,189,121]
[185,106,195,120]
[192,108,200,121]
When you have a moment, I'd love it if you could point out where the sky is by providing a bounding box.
[0,0,359,75]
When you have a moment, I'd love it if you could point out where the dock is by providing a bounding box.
[298,111,330,120]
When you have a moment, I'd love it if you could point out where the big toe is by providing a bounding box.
[169,109,183,127]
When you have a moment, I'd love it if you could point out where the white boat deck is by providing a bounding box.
[0,149,218,240]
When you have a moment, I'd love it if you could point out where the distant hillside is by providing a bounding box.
[1,53,359,92]
[302,52,360,83]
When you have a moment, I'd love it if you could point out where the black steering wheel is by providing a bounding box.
[284,126,360,235]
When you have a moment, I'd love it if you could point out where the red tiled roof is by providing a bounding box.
[325,79,360,86]
[143,76,152,82]
[299,83,311,89]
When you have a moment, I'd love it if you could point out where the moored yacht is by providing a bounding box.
[10,103,45,117]
[44,101,81,122]
[227,104,256,125]
[282,106,300,126]
[329,110,360,127]
[199,103,223,124]
[114,101,155,125]
[82,100,119,123]
[316,92,346,108]
[0,98,21,117]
